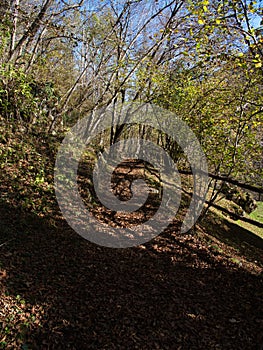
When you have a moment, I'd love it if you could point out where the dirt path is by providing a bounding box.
[0,159,262,349]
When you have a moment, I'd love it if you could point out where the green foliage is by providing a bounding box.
[0,117,58,215]
[0,63,62,132]
[0,64,36,125]
[152,55,262,188]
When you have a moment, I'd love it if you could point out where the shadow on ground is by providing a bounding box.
[0,202,262,350]
[201,210,263,259]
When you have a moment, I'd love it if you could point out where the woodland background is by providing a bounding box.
[0,1,263,349]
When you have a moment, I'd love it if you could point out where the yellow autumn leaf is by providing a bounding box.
[198,19,205,25]
[255,62,262,68]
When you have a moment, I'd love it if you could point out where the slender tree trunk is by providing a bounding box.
[10,0,19,58]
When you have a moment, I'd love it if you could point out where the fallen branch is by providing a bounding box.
[179,169,263,194]
[204,201,263,228]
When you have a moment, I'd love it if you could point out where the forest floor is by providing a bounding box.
[0,159,262,350]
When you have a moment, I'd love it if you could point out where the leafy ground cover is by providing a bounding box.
[0,202,262,350]
[0,127,262,349]
[0,153,263,349]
